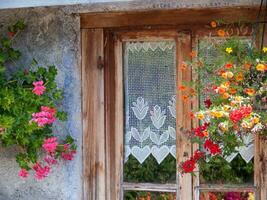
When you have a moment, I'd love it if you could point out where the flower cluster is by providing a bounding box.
[179,21,266,174]
[31,106,56,127]
[0,21,76,181]
[32,80,46,96]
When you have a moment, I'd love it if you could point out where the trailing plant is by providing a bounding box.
[0,21,76,180]
[178,21,266,175]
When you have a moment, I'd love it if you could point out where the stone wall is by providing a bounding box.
[0,0,262,199]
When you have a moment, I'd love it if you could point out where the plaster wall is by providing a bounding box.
[0,0,262,199]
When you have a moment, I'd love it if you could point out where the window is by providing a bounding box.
[193,27,259,200]
[81,8,265,200]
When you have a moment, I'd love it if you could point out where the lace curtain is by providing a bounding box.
[124,41,177,164]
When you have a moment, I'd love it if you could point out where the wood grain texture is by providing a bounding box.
[82,29,105,200]
[176,31,193,200]
[81,6,261,29]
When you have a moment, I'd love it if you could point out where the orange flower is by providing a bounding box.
[235,73,244,82]
[180,62,187,70]
[244,88,255,96]
[179,85,187,91]
[256,63,266,71]
[218,87,226,94]
[217,29,226,37]
[222,92,230,99]
[202,130,209,137]
[229,88,237,94]
[210,21,217,28]
[217,69,226,76]
[182,94,189,102]
[189,111,195,119]
[190,51,197,58]
[225,63,233,69]
[222,81,231,88]
[244,63,251,70]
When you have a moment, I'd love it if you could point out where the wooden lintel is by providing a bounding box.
[81,6,261,29]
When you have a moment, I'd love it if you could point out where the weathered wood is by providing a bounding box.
[258,136,267,200]
[81,6,261,29]
[197,184,256,191]
[192,33,200,200]
[104,31,114,200]
[176,31,193,200]
[82,29,105,200]
[114,36,124,200]
[122,182,177,193]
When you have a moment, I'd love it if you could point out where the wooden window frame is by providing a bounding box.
[81,7,266,200]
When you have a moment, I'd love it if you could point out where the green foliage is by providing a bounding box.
[0,21,76,175]
[199,155,254,184]
[124,155,176,183]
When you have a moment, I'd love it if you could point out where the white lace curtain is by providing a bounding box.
[124,41,177,164]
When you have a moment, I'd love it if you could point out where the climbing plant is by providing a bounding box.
[0,21,76,180]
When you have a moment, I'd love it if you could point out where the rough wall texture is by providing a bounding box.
[0,0,262,200]
[0,8,82,200]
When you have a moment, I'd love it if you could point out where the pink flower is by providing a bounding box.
[32,80,46,96]
[18,169,28,178]
[44,155,58,165]
[33,162,50,180]
[42,137,58,153]
[61,150,76,161]
[31,106,56,127]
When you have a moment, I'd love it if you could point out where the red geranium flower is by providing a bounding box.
[181,159,196,173]
[204,99,212,108]
[204,139,221,155]
[193,150,205,161]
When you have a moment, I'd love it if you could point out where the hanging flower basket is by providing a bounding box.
[178,21,267,174]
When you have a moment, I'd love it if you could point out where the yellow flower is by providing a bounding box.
[211,111,224,118]
[219,122,228,132]
[222,92,230,99]
[222,72,228,79]
[256,63,266,72]
[248,192,255,200]
[244,88,255,96]
[227,71,233,78]
[197,112,205,120]
[234,96,242,103]
[263,47,267,53]
[252,117,260,124]
[226,47,233,54]
[223,105,230,111]
[221,71,233,79]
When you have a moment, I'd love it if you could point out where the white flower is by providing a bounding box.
[251,123,264,133]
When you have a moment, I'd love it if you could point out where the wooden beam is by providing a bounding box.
[82,29,106,200]
[122,182,177,193]
[81,6,261,29]
[176,31,193,200]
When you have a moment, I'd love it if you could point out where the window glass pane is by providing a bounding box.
[123,41,177,183]
[199,191,255,200]
[124,191,176,200]
[198,38,254,184]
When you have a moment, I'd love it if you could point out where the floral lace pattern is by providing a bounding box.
[125,97,177,164]
[124,41,177,164]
